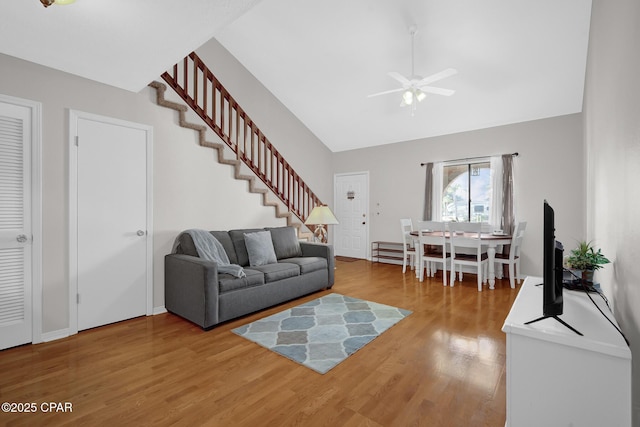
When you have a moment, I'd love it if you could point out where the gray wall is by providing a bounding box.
[333,113,585,277]
[0,48,333,335]
[584,0,640,421]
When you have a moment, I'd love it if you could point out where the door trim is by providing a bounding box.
[68,110,153,335]
[0,94,43,344]
[334,171,370,259]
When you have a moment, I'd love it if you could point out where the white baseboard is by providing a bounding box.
[41,328,70,343]
[38,309,166,344]
[153,306,167,315]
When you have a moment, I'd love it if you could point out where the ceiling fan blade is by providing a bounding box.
[417,68,458,86]
[419,86,456,96]
[387,71,411,86]
[367,87,405,98]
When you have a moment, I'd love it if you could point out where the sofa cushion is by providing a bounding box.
[267,226,302,260]
[218,268,265,293]
[249,262,300,282]
[244,231,278,266]
[229,229,264,267]
[177,231,238,265]
[281,257,328,274]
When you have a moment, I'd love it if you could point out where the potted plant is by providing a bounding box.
[565,240,610,283]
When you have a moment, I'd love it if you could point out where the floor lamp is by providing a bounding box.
[305,205,339,243]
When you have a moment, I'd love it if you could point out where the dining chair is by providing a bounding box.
[418,221,450,286]
[416,220,433,275]
[494,221,527,288]
[416,220,429,231]
[448,222,489,291]
[400,218,416,274]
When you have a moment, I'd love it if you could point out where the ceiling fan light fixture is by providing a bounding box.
[416,90,427,103]
[402,90,414,105]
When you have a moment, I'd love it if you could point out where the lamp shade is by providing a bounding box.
[304,205,339,225]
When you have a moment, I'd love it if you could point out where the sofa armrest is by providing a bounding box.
[299,242,335,286]
[165,253,221,329]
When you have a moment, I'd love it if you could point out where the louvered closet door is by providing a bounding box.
[0,102,32,349]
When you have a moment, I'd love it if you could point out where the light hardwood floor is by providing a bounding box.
[0,260,521,426]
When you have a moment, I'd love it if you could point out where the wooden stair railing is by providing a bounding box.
[161,51,322,225]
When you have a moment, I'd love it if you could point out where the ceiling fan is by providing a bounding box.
[368,26,457,112]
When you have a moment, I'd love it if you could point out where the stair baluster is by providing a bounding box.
[160,51,323,226]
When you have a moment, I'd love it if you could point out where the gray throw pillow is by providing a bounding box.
[268,226,302,259]
[244,231,278,267]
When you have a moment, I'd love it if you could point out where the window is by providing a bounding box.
[441,161,491,222]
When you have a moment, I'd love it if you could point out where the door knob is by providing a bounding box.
[136,230,145,236]
[16,234,27,243]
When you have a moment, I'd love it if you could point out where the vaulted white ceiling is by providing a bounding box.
[0,0,263,92]
[1,0,592,153]
[216,0,593,151]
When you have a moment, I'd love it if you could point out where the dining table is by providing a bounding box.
[410,230,512,289]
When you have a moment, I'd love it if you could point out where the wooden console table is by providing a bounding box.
[502,276,631,426]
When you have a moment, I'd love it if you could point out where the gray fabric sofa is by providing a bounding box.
[165,226,335,329]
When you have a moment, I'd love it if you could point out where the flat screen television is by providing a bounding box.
[525,200,582,335]
[543,200,564,316]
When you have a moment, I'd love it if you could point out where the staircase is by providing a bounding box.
[148,51,324,233]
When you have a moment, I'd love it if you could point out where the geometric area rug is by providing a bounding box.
[232,293,412,374]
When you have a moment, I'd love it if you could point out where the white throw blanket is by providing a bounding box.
[176,229,246,278]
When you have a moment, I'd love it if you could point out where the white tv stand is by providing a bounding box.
[502,276,631,427]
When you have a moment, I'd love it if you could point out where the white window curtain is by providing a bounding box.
[432,162,444,221]
[489,155,503,230]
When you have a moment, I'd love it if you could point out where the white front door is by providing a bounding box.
[334,172,369,259]
[70,111,152,332]
[0,98,36,349]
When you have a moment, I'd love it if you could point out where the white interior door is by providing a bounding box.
[0,101,32,349]
[334,172,369,259]
[71,112,152,332]
[0,99,35,349]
